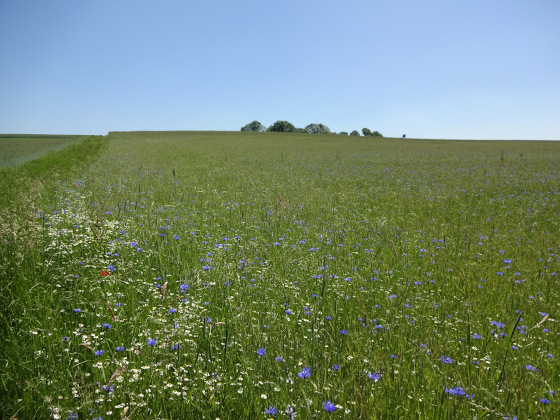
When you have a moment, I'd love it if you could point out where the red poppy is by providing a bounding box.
[101,270,110,276]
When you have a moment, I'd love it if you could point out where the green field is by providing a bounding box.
[0,135,86,168]
[1,132,559,419]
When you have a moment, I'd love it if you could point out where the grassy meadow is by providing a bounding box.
[1,131,559,419]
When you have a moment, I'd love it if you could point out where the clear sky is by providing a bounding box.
[0,0,558,139]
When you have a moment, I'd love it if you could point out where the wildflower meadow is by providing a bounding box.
[1,131,559,419]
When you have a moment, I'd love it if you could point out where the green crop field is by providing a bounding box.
[0,135,86,168]
[1,131,559,419]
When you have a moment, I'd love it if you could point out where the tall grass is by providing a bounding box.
[1,132,559,419]
[0,135,109,418]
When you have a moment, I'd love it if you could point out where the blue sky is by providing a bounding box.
[1,0,558,139]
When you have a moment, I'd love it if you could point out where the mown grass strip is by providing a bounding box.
[0,135,108,208]
[0,135,87,168]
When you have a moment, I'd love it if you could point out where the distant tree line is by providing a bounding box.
[241,120,383,137]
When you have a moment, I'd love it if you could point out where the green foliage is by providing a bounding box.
[304,123,331,134]
[350,130,360,136]
[267,120,296,132]
[240,120,266,132]
[338,131,348,136]
[361,128,383,137]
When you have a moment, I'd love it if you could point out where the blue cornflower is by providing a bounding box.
[368,372,381,381]
[116,346,125,352]
[332,364,341,370]
[147,338,157,346]
[298,366,311,378]
[340,329,348,335]
[525,364,537,372]
[440,356,453,364]
[102,323,111,329]
[285,309,292,315]
[472,333,481,339]
[540,398,550,404]
[445,386,465,396]
[275,356,283,362]
[323,400,337,413]
[265,406,278,415]
[102,385,114,392]
[74,308,81,313]
[68,412,78,419]
[94,350,104,356]
[169,308,177,314]
[490,320,505,329]
[388,294,397,299]
[256,348,266,356]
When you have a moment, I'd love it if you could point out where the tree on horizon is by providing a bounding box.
[241,121,266,132]
[267,121,296,133]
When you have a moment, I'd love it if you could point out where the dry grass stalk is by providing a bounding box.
[104,302,116,323]
[161,281,168,302]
